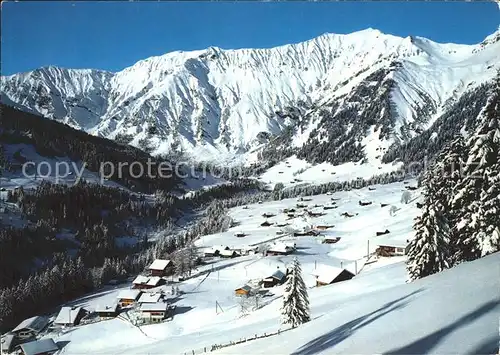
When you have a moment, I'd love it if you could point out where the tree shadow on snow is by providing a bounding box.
[173,306,194,316]
[292,288,425,355]
[56,341,71,350]
[385,298,500,355]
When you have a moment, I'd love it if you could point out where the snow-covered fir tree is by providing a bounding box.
[280,257,310,328]
[451,77,500,262]
[407,177,451,281]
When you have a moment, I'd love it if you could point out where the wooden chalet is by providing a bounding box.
[94,304,119,319]
[283,208,296,213]
[376,229,391,236]
[11,316,49,340]
[315,225,334,231]
[322,236,341,244]
[296,203,308,209]
[20,338,59,355]
[235,285,253,297]
[204,245,230,257]
[323,205,338,210]
[266,243,295,256]
[368,187,377,191]
[260,220,274,227]
[262,269,287,288]
[297,197,312,202]
[376,240,408,257]
[137,291,165,304]
[132,275,151,289]
[262,212,276,218]
[139,302,170,323]
[294,229,320,237]
[219,249,240,258]
[341,212,355,218]
[380,203,390,208]
[276,222,289,227]
[117,289,142,307]
[234,232,247,238]
[313,266,355,287]
[148,259,174,277]
[406,186,418,191]
[54,306,87,327]
[359,201,373,206]
[306,210,325,218]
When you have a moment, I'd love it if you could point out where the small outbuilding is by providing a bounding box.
[294,229,320,237]
[19,338,59,355]
[148,259,174,277]
[235,285,253,297]
[54,306,87,327]
[315,225,334,231]
[260,220,274,227]
[322,236,341,244]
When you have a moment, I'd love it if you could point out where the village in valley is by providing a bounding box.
[0,180,420,355]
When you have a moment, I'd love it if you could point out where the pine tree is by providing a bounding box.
[407,180,451,281]
[280,257,310,328]
[452,84,500,261]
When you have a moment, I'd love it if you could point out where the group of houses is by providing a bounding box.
[204,245,259,258]
[0,315,60,355]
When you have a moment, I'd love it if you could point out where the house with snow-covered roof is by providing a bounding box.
[148,259,174,277]
[265,242,296,256]
[54,306,87,326]
[139,302,170,323]
[262,269,288,288]
[117,289,142,307]
[19,338,58,355]
[132,275,164,289]
[11,315,49,340]
[312,265,355,287]
[204,245,230,257]
[375,237,409,257]
[95,303,119,319]
[137,291,165,304]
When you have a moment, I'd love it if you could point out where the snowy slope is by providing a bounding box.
[214,252,500,355]
[2,28,500,162]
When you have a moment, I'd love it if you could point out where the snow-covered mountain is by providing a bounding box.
[2,28,499,163]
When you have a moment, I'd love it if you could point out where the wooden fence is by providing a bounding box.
[182,327,292,354]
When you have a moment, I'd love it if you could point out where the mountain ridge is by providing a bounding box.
[2,28,499,163]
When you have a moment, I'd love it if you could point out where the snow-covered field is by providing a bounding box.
[255,155,403,189]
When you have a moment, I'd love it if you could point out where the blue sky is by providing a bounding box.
[1,1,499,75]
